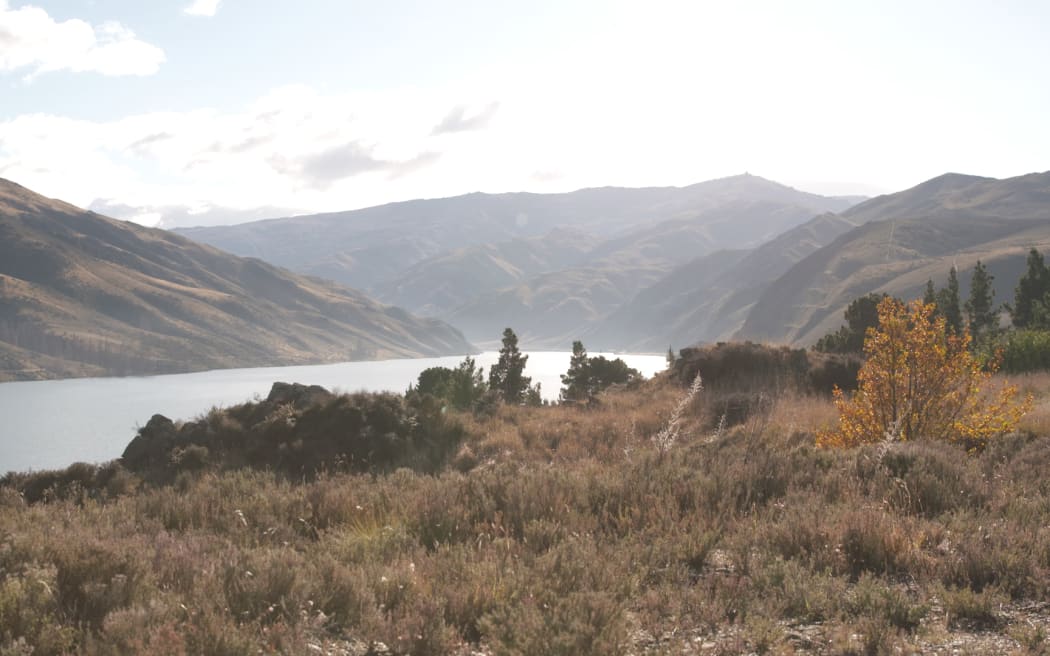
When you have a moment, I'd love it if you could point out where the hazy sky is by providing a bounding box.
[1,0,1048,227]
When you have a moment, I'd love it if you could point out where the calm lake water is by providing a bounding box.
[0,351,666,473]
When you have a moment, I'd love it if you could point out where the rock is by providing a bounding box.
[121,414,177,470]
[266,382,333,408]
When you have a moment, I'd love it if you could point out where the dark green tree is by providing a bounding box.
[524,382,543,407]
[936,267,963,335]
[449,356,487,410]
[560,341,591,403]
[586,355,641,391]
[1010,248,1050,329]
[923,279,937,306]
[412,366,455,398]
[411,356,487,411]
[965,260,997,340]
[666,346,676,368]
[814,293,887,354]
[560,340,642,404]
[488,328,532,404]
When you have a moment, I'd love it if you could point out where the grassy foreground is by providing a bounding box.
[3,372,1050,655]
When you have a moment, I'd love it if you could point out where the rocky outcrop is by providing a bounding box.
[266,382,333,408]
[121,414,178,471]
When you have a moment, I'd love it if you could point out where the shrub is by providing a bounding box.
[673,342,859,396]
[1000,329,1050,373]
[52,543,146,628]
[116,384,468,482]
[410,356,488,412]
[940,585,1005,629]
[818,298,1031,451]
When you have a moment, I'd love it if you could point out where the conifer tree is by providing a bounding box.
[923,279,937,307]
[488,328,532,404]
[450,356,486,410]
[1010,248,1050,329]
[814,293,887,354]
[560,340,591,403]
[965,260,997,340]
[936,267,963,335]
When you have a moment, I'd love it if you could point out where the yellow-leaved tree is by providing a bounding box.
[818,297,1031,452]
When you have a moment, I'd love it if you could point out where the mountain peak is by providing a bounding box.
[913,172,994,192]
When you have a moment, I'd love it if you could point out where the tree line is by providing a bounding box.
[815,248,1050,372]
[408,327,642,413]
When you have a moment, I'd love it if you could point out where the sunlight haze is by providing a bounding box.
[1,0,1047,226]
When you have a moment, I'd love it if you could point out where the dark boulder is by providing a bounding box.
[266,382,333,408]
[121,414,177,471]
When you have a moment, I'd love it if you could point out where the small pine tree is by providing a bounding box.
[488,328,532,404]
[965,260,997,341]
[923,279,937,307]
[666,346,676,368]
[450,356,487,410]
[560,341,591,403]
[814,293,887,353]
[936,267,963,335]
[1011,248,1050,329]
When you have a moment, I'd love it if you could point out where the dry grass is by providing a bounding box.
[3,371,1050,654]
[1003,372,1050,436]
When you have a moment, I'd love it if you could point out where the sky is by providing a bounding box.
[0,0,1048,228]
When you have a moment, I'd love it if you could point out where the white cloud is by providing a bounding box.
[0,86,469,226]
[431,102,500,135]
[0,3,164,77]
[183,0,221,17]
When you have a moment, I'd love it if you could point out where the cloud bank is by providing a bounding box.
[0,2,165,77]
[0,86,489,226]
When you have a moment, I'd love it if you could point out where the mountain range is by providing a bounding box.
[178,170,1050,352]
[737,172,1050,345]
[0,178,473,382]
[178,174,859,345]
[5,169,1048,382]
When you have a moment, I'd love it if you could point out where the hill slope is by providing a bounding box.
[177,174,857,297]
[586,212,862,351]
[371,177,857,345]
[737,172,1050,345]
[374,228,597,317]
[0,178,473,381]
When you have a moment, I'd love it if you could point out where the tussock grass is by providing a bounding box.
[1,371,1049,654]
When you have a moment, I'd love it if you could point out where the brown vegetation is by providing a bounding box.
[2,360,1050,654]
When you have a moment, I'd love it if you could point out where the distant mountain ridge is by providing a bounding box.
[176,174,857,289]
[736,171,1050,345]
[375,228,598,317]
[585,212,862,351]
[176,174,860,346]
[0,178,473,382]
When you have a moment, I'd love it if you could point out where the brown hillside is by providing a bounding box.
[0,178,473,381]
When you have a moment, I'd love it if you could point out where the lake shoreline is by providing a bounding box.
[0,351,667,473]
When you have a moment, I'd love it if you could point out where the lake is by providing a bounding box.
[0,351,666,473]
